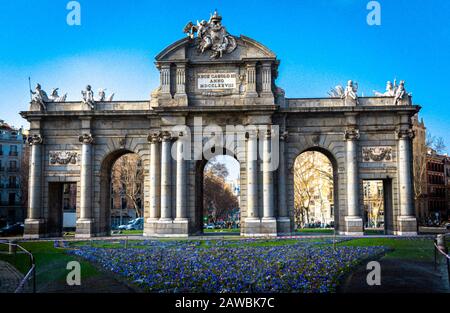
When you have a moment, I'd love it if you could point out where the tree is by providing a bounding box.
[434,137,447,155]
[427,132,447,154]
[203,162,238,224]
[413,137,428,219]
[205,160,229,179]
[111,154,144,218]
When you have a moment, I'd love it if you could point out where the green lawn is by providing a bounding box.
[0,241,100,290]
[364,229,385,236]
[0,236,441,291]
[295,228,334,234]
[337,237,434,261]
[203,228,241,233]
[114,230,143,235]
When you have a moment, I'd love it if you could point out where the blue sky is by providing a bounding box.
[1,0,449,154]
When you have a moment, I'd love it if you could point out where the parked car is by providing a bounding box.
[118,218,144,231]
[0,223,24,237]
[205,224,215,229]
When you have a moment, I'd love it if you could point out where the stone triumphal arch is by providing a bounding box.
[22,12,419,238]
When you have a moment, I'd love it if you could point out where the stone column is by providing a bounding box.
[262,129,275,220]
[245,63,257,97]
[160,64,171,96]
[24,134,45,238]
[76,133,94,237]
[160,131,172,221]
[174,64,187,105]
[277,131,290,232]
[245,130,259,220]
[175,132,187,220]
[261,63,272,94]
[28,134,43,219]
[148,133,161,221]
[397,127,417,235]
[175,64,186,96]
[344,127,363,235]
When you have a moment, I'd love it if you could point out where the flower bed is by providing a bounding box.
[67,240,386,293]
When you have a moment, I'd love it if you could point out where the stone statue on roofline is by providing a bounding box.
[183,10,237,59]
[30,83,49,110]
[328,85,345,98]
[373,81,395,97]
[81,85,95,109]
[49,88,67,102]
[97,88,115,102]
[30,83,69,110]
[343,80,359,106]
[373,79,411,105]
[393,80,408,105]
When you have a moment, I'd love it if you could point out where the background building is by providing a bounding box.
[0,119,26,226]
[412,114,428,220]
[425,149,450,224]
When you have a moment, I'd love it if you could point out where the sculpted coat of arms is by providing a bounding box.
[49,151,79,165]
[183,10,237,59]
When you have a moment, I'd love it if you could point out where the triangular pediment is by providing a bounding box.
[155,35,276,63]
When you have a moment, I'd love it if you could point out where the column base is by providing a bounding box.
[75,219,95,238]
[395,216,418,236]
[243,217,277,237]
[245,92,258,98]
[173,93,188,104]
[277,217,291,235]
[344,216,364,236]
[143,218,189,237]
[143,218,158,236]
[261,217,277,236]
[23,219,46,239]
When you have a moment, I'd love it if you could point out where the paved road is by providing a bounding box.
[0,260,23,293]
[339,257,450,293]
[41,275,139,293]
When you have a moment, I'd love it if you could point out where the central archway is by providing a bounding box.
[194,151,241,235]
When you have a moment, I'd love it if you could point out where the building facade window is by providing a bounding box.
[8,193,16,205]
[9,145,18,156]
[8,176,17,188]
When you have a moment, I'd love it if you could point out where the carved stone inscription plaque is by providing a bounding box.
[197,73,237,90]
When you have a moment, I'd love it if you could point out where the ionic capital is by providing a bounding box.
[161,131,173,142]
[147,132,161,144]
[264,128,272,139]
[397,129,415,140]
[245,129,258,141]
[28,134,43,145]
[344,128,360,141]
[79,133,94,144]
